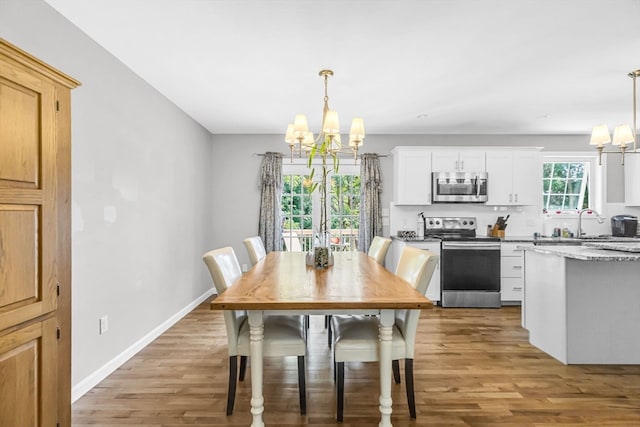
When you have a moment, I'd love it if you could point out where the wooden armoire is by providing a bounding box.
[0,38,80,427]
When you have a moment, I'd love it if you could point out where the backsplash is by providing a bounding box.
[390,203,541,238]
[390,202,640,238]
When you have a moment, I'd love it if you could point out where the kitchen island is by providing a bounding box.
[523,244,640,364]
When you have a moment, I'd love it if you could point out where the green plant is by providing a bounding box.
[304,136,339,235]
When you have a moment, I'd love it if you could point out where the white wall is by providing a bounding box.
[0,0,214,396]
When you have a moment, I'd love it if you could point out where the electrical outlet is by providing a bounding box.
[242,263,248,272]
[99,315,109,335]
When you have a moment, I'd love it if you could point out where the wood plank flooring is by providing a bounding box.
[72,301,640,426]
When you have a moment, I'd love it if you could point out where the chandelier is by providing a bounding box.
[284,69,365,162]
[590,69,639,165]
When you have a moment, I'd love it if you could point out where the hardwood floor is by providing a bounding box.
[72,301,640,426]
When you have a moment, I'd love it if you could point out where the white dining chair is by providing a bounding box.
[331,246,438,421]
[367,236,392,265]
[326,235,393,346]
[243,236,266,266]
[202,247,307,415]
[282,231,303,252]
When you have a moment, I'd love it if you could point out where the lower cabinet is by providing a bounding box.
[500,242,532,304]
[391,239,441,303]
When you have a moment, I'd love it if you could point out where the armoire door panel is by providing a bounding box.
[0,204,56,332]
[0,205,38,305]
[0,317,57,427]
[0,76,41,188]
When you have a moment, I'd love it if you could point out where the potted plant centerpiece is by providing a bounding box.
[303,135,340,268]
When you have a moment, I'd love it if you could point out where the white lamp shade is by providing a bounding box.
[322,110,340,135]
[612,124,634,147]
[284,124,296,145]
[302,131,315,150]
[293,114,309,137]
[590,124,611,146]
[349,118,365,147]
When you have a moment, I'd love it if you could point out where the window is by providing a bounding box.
[542,161,589,211]
[330,174,360,250]
[281,161,360,251]
[541,153,602,214]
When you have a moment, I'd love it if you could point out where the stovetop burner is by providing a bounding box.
[422,216,501,241]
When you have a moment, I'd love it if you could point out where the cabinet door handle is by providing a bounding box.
[509,193,513,203]
[513,286,523,291]
[513,265,523,270]
[461,160,464,170]
[515,193,518,203]
[455,160,459,170]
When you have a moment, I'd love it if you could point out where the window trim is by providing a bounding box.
[542,151,604,217]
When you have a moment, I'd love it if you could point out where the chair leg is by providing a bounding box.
[239,355,248,381]
[336,361,345,422]
[327,316,333,348]
[298,356,307,415]
[392,359,401,384]
[227,356,238,415]
[405,358,416,419]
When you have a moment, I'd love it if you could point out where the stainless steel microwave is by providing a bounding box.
[432,171,488,203]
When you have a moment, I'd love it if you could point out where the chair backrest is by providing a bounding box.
[282,231,303,252]
[394,246,439,358]
[202,247,246,355]
[367,236,392,265]
[243,236,266,266]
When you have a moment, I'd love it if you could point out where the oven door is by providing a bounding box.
[441,241,501,307]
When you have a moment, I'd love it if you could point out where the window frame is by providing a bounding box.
[541,151,604,217]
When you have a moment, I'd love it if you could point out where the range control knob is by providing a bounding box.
[435,220,440,225]
[462,221,468,225]
[428,220,434,225]
[469,220,474,225]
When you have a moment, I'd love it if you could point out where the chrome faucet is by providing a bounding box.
[577,209,604,237]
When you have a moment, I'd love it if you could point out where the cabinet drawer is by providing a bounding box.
[501,277,524,302]
[501,257,524,278]
[501,243,532,257]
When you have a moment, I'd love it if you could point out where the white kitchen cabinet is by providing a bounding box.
[500,242,532,304]
[391,239,441,303]
[624,155,640,205]
[431,149,485,172]
[486,149,540,205]
[392,147,432,205]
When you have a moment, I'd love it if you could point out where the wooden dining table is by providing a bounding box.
[210,250,433,427]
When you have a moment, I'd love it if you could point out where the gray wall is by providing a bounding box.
[1,0,214,390]
[211,133,621,266]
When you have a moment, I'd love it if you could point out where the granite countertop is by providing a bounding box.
[522,245,640,261]
[582,241,640,253]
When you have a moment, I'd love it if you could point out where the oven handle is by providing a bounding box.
[442,242,501,250]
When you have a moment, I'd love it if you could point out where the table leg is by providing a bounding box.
[378,309,394,427]
[248,310,265,427]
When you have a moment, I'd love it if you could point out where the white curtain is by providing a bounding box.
[258,152,283,252]
[358,153,383,252]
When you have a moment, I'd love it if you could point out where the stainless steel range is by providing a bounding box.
[423,216,501,308]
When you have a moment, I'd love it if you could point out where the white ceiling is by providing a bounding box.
[45,0,640,136]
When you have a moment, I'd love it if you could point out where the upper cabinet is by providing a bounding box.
[486,149,541,205]
[431,149,485,172]
[392,147,432,205]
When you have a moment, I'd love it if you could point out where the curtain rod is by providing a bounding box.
[253,152,388,157]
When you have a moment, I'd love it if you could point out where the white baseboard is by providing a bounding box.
[71,288,215,403]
